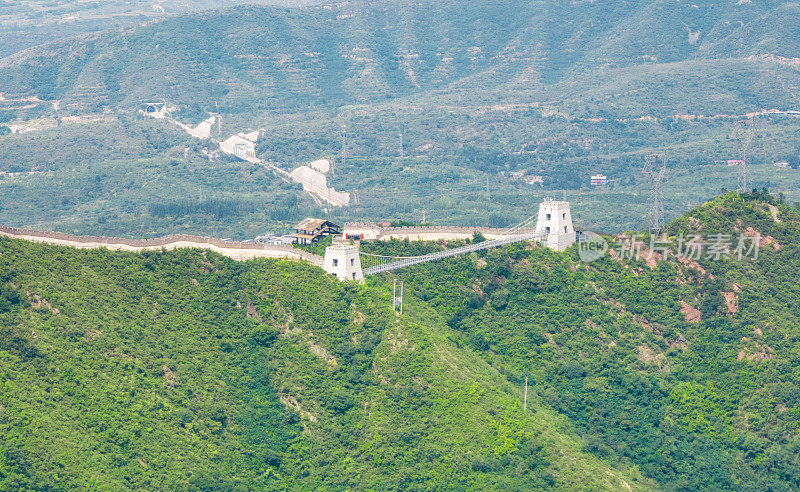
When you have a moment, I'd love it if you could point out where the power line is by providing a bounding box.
[338,123,347,176]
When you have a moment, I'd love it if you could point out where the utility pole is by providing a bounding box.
[524,377,528,410]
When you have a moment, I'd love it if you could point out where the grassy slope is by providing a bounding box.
[0,237,651,489]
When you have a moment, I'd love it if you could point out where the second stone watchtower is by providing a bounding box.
[535,199,575,251]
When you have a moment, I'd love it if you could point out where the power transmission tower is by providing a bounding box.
[338,123,347,176]
[399,133,404,158]
[485,176,491,202]
[731,120,758,193]
[651,160,667,232]
[641,153,656,177]
[393,279,404,315]
[642,153,667,232]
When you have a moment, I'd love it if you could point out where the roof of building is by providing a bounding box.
[295,217,330,231]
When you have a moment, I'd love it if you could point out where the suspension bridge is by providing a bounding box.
[322,200,575,280]
[358,214,542,274]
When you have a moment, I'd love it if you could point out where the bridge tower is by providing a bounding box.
[323,236,364,281]
[535,199,575,251]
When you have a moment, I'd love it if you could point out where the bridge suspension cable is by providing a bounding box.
[503,212,539,236]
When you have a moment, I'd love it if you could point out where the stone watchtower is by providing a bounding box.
[322,237,364,281]
[535,199,575,251]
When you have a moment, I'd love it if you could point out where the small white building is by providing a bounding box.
[535,199,575,251]
[590,174,607,186]
[323,237,364,281]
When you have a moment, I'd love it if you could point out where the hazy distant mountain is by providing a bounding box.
[2,0,799,116]
[0,0,323,59]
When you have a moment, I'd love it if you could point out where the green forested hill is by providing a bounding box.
[366,192,800,490]
[0,234,649,489]
[2,193,800,489]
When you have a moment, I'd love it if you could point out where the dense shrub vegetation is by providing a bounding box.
[389,193,800,490]
[0,234,647,489]
[1,194,799,489]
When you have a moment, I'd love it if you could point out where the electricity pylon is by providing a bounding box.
[642,153,667,232]
[731,119,760,193]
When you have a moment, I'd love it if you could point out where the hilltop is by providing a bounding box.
[378,191,800,489]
